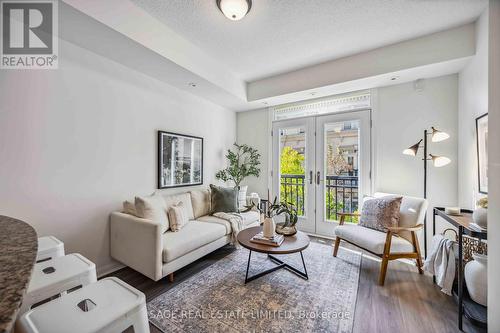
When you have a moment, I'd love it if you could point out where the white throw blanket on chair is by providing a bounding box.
[213,212,244,246]
[423,234,456,295]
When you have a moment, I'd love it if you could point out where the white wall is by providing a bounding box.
[458,8,489,209]
[488,1,500,331]
[374,75,459,249]
[236,108,270,197]
[238,75,459,249]
[0,39,236,275]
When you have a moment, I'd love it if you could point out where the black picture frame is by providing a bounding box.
[157,131,204,189]
[475,113,488,194]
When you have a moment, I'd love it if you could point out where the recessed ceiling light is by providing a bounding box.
[216,0,252,21]
[188,82,197,87]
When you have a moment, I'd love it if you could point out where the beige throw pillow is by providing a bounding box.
[189,189,211,218]
[135,194,169,233]
[168,202,188,232]
[122,200,138,216]
[359,196,402,232]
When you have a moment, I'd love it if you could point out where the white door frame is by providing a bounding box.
[315,110,372,237]
[271,109,372,237]
[272,117,316,233]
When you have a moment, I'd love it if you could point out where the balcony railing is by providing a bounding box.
[280,174,359,221]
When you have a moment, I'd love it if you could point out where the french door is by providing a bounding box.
[272,110,371,237]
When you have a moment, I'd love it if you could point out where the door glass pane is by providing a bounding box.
[279,127,306,217]
[324,121,360,222]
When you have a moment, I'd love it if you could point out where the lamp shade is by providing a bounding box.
[216,0,251,21]
[430,154,451,167]
[402,140,422,156]
[431,127,450,142]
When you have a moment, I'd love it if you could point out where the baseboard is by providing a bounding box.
[97,262,125,278]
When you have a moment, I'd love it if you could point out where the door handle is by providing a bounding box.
[309,171,313,184]
[316,171,320,185]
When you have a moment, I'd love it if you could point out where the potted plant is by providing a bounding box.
[274,201,299,236]
[215,143,261,208]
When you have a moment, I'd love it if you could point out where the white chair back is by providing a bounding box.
[368,192,428,241]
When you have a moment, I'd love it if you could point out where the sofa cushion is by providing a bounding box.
[161,193,195,221]
[135,194,169,233]
[190,189,211,218]
[195,215,232,234]
[335,224,414,254]
[210,184,238,213]
[162,221,227,263]
[122,200,138,217]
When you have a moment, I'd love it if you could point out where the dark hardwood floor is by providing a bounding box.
[107,238,484,333]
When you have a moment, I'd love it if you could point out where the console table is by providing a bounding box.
[432,207,487,331]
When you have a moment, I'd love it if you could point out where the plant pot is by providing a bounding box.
[237,185,248,209]
[472,207,487,229]
[263,217,276,238]
[465,253,488,306]
[275,223,297,236]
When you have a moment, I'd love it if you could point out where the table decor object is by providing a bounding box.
[465,253,488,306]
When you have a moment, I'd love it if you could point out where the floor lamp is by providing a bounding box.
[403,127,451,257]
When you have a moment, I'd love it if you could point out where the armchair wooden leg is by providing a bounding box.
[379,257,389,286]
[168,273,174,282]
[379,231,393,286]
[333,237,341,257]
[411,231,424,274]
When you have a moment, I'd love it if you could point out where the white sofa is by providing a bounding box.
[110,189,260,281]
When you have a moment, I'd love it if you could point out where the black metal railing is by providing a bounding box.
[280,174,358,221]
[325,175,358,221]
[280,174,305,216]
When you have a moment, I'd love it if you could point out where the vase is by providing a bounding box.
[275,223,297,236]
[464,253,488,306]
[237,185,248,209]
[263,217,275,238]
[472,207,487,229]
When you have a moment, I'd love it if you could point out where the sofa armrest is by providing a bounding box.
[110,212,163,281]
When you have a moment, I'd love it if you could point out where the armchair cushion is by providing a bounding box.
[335,224,414,254]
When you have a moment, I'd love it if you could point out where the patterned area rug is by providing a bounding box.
[148,242,361,333]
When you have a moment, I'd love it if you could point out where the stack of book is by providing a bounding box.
[250,232,284,247]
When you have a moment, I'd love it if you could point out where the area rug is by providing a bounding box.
[147,242,361,333]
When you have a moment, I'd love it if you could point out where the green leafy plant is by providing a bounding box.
[215,143,261,188]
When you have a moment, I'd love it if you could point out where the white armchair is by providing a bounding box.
[333,192,428,285]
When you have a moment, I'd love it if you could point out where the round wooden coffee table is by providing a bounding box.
[237,226,310,284]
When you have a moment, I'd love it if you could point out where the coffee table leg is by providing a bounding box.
[268,252,308,280]
[245,250,252,283]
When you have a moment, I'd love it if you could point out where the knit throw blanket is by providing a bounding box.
[213,212,244,246]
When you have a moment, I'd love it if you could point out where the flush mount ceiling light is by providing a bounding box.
[216,0,252,21]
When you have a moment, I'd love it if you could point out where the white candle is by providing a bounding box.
[445,207,460,215]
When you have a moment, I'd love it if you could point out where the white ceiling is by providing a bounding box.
[130,0,487,82]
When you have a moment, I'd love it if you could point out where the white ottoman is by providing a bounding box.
[17,277,150,333]
[20,253,97,314]
[37,236,65,262]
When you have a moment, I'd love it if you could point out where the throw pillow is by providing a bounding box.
[210,184,238,214]
[359,196,402,232]
[135,194,169,233]
[168,202,189,232]
[122,200,138,217]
